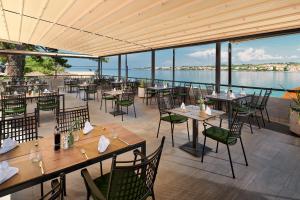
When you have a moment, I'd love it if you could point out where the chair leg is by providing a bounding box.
[171,123,175,147]
[121,106,123,121]
[248,115,253,134]
[99,162,103,176]
[219,118,223,127]
[100,98,103,110]
[240,138,248,166]
[226,144,235,179]
[133,104,137,118]
[201,135,207,162]
[186,120,190,142]
[126,106,128,114]
[104,99,107,113]
[40,182,44,197]
[260,110,266,127]
[151,188,156,200]
[157,119,161,138]
[216,141,219,153]
[265,107,270,122]
[254,111,261,129]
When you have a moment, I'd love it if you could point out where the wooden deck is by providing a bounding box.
[5,91,300,200]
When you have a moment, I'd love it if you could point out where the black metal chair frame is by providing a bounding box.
[39,173,65,200]
[100,85,116,113]
[201,112,248,179]
[1,92,27,120]
[115,91,137,121]
[156,93,190,147]
[81,137,165,200]
[0,113,38,147]
[255,89,272,127]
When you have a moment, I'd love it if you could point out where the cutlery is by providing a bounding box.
[39,161,44,175]
[81,148,89,160]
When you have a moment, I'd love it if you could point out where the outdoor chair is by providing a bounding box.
[81,136,165,200]
[172,85,189,105]
[205,84,216,106]
[5,85,28,94]
[86,84,99,101]
[39,173,65,200]
[143,84,157,105]
[252,89,272,127]
[157,93,190,147]
[1,92,27,119]
[201,112,248,178]
[56,105,90,134]
[191,85,203,104]
[100,85,116,112]
[36,91,60,126]
[114,91,136,121]
[0,113,38,147]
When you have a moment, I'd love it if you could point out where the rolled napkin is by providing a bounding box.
[163,84,167,88]
[0,138,18,154]
[83,121,94,134]
[230,93,236,98]
[224,89,228,94]
[13,91,18,95]
[180,102,186,110]
[113,88,116,92]
[0,161,19,184]
[154,84,157,88]
[43,89,50,93]
[205,106,212,115]
[212,90,216,96]
[98,135,110,153]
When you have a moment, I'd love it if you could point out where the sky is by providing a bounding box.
[67,33,300,70]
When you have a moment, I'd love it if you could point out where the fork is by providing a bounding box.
[80,148,89,160]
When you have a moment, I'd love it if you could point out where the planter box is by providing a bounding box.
[289,109,300,136]
[138,87,146,98]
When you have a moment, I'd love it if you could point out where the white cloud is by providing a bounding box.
[188,48,215,58]
[297,48,300,51]
[289,55,299,59]
[237,48,283,62]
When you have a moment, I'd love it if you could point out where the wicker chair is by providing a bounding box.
[201,112,248,178]
[1,93,27,119]
[157,93,190,147]
[81,137,165,200]
[115,92,136,121]
[39,173,65,200]
[0,113,38,147]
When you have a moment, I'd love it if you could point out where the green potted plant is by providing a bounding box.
[138,79,147,98]
[289,91,300,135]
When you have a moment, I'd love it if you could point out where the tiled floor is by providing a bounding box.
[6,91,300,199]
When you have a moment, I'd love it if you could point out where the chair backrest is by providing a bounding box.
[157,93,174,115]
[5,85,28,94]
[1,93,27,118]
[40,173,64,200]
[121,92,135,102]
[191,87,202,103]
[0,113,38,147]
[260,89,272,107]
[205,85,214,95]
[38,91,60,110]
[57,105,90,134]
[228,113,244,143]
[87,84,98,92]
[107,137,165,200]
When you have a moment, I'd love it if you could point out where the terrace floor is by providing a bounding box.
[6,91,300,200]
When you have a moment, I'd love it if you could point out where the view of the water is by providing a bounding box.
[67,67,300,97]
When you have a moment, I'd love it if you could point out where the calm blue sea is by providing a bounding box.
[67,66,300,97]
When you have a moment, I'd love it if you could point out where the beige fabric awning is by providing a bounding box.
[0,0,300,57]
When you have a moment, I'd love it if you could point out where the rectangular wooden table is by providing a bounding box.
[0,124,146,197]
[206,93,250,126]
[168,105,224,157]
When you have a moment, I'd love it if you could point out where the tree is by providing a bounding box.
[0,42,70,78]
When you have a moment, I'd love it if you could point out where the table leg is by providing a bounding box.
[228,101,233,127]
[109,95,126,116]
[146,88,149,106]
[179,119,212,157]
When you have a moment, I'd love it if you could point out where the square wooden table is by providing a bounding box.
[0,124,146,197]
[168,105,224,157]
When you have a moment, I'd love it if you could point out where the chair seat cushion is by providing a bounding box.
[174,93,187,97]
[203,126,237,145]
[103,95,115,100]
[205,99,215,105]
[4,106,26,114]
[38,102,58,110]
[161,114,188,123]
[116,100,133,106]
[93,173,110,198]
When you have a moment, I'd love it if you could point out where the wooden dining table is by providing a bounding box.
[0,124,146,197]
[168,105,224,157]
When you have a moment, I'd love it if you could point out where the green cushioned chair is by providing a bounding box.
[201,113,248,179]
[1,93,27,119]
[115,92,136,121]
[157,94,190,147]
[100,85,117,113]
[81,137,165,200]
[36,91,59,126]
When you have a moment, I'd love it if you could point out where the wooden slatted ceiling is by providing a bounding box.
[0,0,300,57]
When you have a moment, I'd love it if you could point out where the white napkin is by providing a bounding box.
[113,88,116,91]
[0,138,18,154]
[205,106,212,115]
[98,135,110,153]
[83,121,94,134]
[180,102,186,110]
[0,161,19,184]
[155,84,157,88]
[212,90,216,96]
[224,89,228,94]
[13,91,18,95]
[43,89,50,93]
[230,93,236,98]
